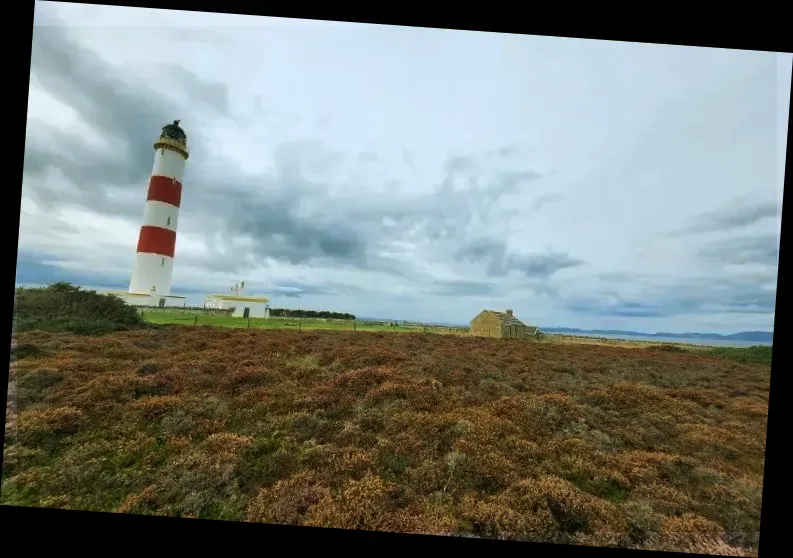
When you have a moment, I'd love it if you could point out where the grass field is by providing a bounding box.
[4,325,769,554]
[141,311,469,335]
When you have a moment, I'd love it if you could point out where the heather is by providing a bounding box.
[3,326,768,555]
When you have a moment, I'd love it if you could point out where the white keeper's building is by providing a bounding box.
[205,293,270,318]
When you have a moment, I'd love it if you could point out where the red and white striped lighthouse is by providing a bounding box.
[128,120,189,298]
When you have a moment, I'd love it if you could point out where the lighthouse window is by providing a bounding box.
[166,216,171,226]
[161,258,165,267]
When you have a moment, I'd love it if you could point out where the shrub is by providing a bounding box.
[17,406,85,444]
[246,471,331,524]
[13,282,147,335]
[303,474,397,531]
[2,326,768,553]
[269,308,356,320]
[648,343,688,353]
[15,369,64,408]
[621,500,663,544]
[11,343,50,360]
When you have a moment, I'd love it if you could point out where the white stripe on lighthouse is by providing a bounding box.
[130,254,174,296]
[152,148,186,182]
[141,200,180,232]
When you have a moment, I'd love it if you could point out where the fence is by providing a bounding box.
[141,311,471,336]
[136,306,233,317]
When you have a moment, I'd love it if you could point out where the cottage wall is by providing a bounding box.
[501,324,530,339]
[470,312,502,337]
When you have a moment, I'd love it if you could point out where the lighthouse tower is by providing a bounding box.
[126,120,189,307]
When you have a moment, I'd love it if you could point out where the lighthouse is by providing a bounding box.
[111,121,189,308]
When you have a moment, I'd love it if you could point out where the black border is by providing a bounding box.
[4,1,789,556]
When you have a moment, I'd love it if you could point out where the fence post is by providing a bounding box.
[247,317,251,329]
[194,316,198,325]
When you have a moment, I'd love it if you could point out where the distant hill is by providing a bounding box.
[541,327,773,343]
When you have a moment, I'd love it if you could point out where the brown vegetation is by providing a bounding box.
[4,326,768,554]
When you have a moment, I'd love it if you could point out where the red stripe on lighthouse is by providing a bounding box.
[147,176,183,207]
[136,226,176,257]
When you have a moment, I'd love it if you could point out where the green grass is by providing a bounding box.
[650,343,774,367]
[140,311,468,335]
[699,345,773,367]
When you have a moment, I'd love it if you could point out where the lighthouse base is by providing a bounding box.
[107,291,187,308]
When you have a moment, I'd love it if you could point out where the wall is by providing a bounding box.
[470,312,501,337]
[501,324,527,339]
[136,306,232,316]
[500,324,540,340]
[231,301,268,318]
[112,293,153,307]
[112,293,182,307]
[161,296,186,308]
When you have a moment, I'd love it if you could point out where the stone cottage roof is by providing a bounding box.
[473,310,540,334]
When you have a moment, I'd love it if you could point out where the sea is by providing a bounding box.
[552,331,772,348]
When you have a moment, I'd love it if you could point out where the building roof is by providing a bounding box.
[207,294,270,303]
[472,309,540,334]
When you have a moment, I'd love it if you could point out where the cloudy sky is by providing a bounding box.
[19,2,790,332]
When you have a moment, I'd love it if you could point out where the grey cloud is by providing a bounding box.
[699,233,779,266]
[199,186,367,268]
[165,65,230,114]
[269,281,332,299]
[565,272,777,318]
[484,146,517,159]
[676,198,778,235]
[26,24,225,214]
[567,295,664,318]
[510,252,586,278]
[443,155,478,176]
[455,238,586,279]
[25,25,366,272]
[455,238,506,266]
[24,21,552,292]
[498,170,543,191]
[391,165,539,245]
[530,192,564,211]
[271,280,370,299]
[426,278,495,297]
